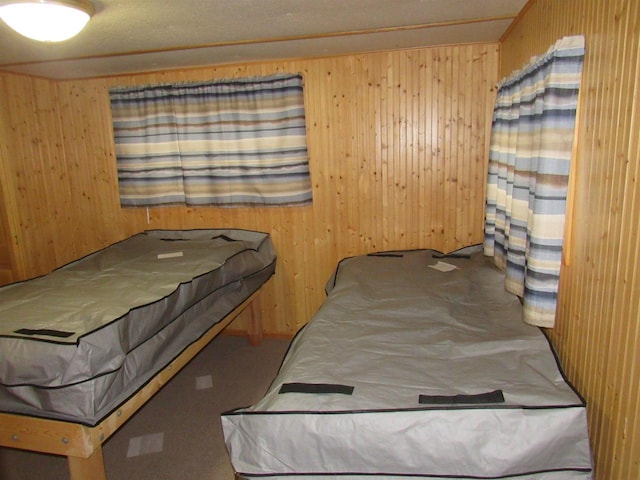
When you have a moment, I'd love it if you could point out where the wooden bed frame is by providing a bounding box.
[0,286,265,480]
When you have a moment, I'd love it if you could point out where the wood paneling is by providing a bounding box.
[0,211,13,285]
[501,1,640,479]
[0,74,135,284]
[0,74,66,279]
[0,43,499,334]
[0,137,14,284]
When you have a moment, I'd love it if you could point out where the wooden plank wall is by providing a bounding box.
[0,74,61,280]
[501,1,640,479]
[0,43,499,335]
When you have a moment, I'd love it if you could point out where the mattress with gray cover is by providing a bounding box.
[0,228,276,426]
[222,246,592,479]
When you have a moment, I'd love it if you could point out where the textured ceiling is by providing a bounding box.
[0,0,528,79]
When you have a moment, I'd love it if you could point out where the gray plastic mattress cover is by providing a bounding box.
[222,246,593,480]
[0,228,276,425]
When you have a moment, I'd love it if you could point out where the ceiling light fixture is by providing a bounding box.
[0,0,94,42]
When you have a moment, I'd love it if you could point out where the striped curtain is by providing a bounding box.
[484,35,585,328]
[109,73,312,207]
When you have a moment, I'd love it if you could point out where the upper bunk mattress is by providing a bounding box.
[222,247,592,480]
[0,228,276,425]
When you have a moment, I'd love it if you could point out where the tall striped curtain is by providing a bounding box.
[484,35,585,328]
[109,73,312,207]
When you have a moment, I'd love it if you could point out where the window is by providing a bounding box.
[109,73,312,207]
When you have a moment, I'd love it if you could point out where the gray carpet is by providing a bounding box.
[0,335,291,480]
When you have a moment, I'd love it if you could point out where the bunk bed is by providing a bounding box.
[222,246,593,480]
[0,228,276,480]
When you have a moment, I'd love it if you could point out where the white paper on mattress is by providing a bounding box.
[222,247,592,479]
[0,228,276,425]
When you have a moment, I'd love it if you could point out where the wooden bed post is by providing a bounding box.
[68,447,107,480]
[247,293,263,346]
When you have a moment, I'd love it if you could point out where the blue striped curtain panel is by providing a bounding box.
[484,35,585,328]
[109,73,312,207]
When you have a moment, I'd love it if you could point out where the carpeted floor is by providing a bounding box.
[0,335,291,480]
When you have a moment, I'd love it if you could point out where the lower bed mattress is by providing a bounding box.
[0,228,276,426]
[222,246,593,479]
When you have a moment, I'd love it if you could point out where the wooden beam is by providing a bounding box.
[0,415,96,458]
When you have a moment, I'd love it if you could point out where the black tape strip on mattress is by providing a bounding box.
[13,328,75,339]
[279,383,355,395]
[419,389,505,405]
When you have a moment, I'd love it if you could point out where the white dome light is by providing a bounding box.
[0,0,94,42]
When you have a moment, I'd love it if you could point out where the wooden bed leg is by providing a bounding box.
[67,447,107,480]
[247,296,263,346]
